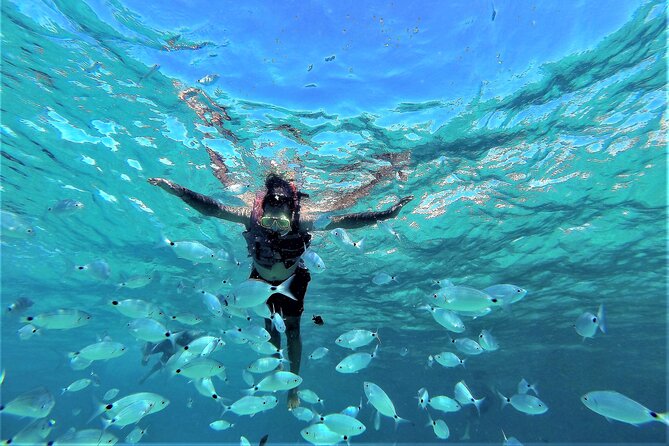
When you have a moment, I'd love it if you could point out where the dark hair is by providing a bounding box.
[265,174,292,196]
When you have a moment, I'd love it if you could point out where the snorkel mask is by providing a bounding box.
[259,214,291,233]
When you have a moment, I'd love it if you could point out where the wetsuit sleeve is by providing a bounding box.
[148,177,250,226]
[309,195,413,231]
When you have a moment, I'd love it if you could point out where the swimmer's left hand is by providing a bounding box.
[398,195,414,206]
[389,195,414,218]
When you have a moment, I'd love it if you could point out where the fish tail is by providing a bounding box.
[100,417,113,431]
[597,304,607,334]
[87,395,107,424]
[393,414,411,430]
[355,238,365,252]
[497,391,509,410]
[375,328,382,344]
[244,386,257,396]
[655,412,669,426]
[276,275,296,301]
[473,396,485,416]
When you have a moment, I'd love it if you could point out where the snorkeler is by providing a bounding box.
[148,173,413,408]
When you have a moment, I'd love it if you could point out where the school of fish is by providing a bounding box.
[1,213,666,445]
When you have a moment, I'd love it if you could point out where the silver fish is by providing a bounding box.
[0,387,55,418]
[581,390,668,426]
[197,74,219,85]
[6,297,34,315]
[47,199,84,215]
[22,309,91,330]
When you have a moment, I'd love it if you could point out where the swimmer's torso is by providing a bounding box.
[254,260,299,281]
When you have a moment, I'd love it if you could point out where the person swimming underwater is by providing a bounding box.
[148,173,413,408]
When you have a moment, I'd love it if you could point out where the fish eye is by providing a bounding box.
[592,317,597,323]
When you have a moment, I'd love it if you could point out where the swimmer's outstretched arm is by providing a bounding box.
[148,177,250,226]
[303,195,414,231]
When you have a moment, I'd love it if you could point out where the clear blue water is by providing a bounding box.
[1,0,667,445]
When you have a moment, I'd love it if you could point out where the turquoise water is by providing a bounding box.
[1,0,667,445]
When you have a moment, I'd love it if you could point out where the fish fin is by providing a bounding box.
[87,395,107,424]
[101,417,113,431]
[258,434,269,446]
[393,414,411,430]
[597,304,607,334]
[473,396,485,416]
[654,412,669,426]
[497,391,509,410]
[355,238,365,252]
[276,275,296,301]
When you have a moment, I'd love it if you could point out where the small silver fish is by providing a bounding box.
[271,308,286,333]
[478,329,499,351]
[319,412,366,437]
[292,406,317,423]
[224,395,278,416]
[575,304,606,339]
[104,388,120,401]
[125,426,148,444]
[330,228,364,253]
[0,387,55,418]
[303,249,326,273]
[22,309,91,330]
[417,388,429,409]
[6,297,34,315]
[454,380,485,415]
[1,210,36,239]
[209,419,234,431]
[139,64,160,83]
[581,390,668,426]
[118,273,154,289]
[336,345,378,373]
[76,259,111,280]
[197,74,219,85]
[308,347,329,360]
[426,410,450,439]
[498,392,548,415]
[246,371,302,394]
[47,199,84,215]
[363,381,409,427]
[372,272,398,286]
[298,389,324,406]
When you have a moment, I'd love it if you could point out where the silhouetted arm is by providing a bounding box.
[302,195,414,231]
[148,177,250,226]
